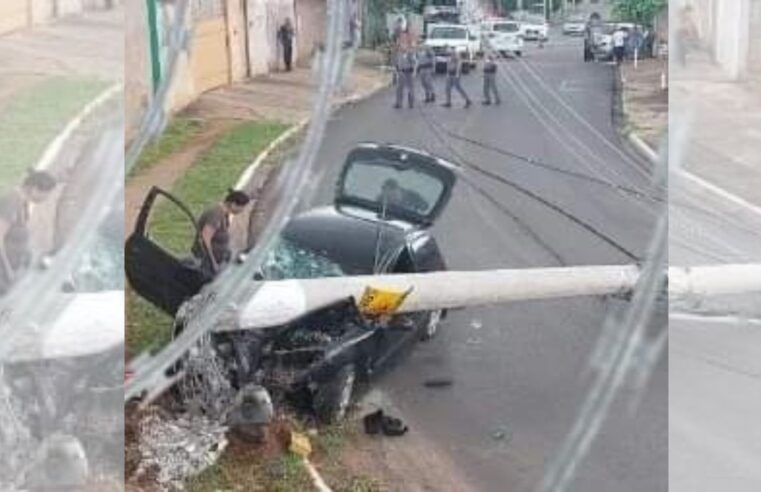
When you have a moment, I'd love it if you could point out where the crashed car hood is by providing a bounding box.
[3,290,124,363]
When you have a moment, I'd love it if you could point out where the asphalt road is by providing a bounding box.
[302,36,668,492]
[668,68,761,492]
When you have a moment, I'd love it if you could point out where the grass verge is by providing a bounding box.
[129,118,206,177]
[126,120,289,356]
[0,76,108,192]
[186,416,381,492]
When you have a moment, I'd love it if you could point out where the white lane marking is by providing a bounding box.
[670,312,761,327]
[680,170,761,220]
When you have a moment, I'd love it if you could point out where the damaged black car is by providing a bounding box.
[126,143,458,423]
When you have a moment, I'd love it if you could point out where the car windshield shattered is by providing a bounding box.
[66,230,125,293]
[260,237,345,280]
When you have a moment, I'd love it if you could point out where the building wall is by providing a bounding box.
[0,0,30,35]
[1,0,122,35]
[226,0,249,82]
[295,0,326,66]
[713,0,750,79]
[126,0,151,142]
[748,0,761,78]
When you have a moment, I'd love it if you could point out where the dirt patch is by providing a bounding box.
[621,59,668,150]
[328,419,478,492]
[125,118,237,232]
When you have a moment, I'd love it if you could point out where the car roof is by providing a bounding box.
[281,206,412,276]
[353,142,458,171]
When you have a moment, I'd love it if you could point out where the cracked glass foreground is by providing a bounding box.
[0,3,124,489]
[121,1,673,491]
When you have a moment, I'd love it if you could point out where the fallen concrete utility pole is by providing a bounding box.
[230,264,761,331]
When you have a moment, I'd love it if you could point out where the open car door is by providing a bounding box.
[335,144,457,228]
[125,187,212,316]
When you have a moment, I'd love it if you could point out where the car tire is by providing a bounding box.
[515,51,522,58]
[314,364,356,424]
[420,309,444,341]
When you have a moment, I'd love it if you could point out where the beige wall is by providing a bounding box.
[126,0,150,142]
[295,0,326,66]
[0,0,29,35]
[226,0,249,82]
[748,0,761,78]
[245,0,296,75]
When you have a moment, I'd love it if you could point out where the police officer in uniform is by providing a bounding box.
[394,47,416,109]
[417,46,436,103]
[482,53,501,105]
[443,48,472,108]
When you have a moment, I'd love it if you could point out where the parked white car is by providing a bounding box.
[424,24,478,73]
[519,16,549,41]
[562,15,586,36]
[481,19,524,57]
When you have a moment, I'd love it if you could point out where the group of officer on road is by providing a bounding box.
[394,46,502,110]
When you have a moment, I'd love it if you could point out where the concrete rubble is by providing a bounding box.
[135,411,229,491]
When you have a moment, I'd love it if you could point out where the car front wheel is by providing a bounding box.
[314,364,356,424]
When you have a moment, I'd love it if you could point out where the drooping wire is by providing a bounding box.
[418,107,640,262]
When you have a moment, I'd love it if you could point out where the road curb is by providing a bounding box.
[614,65,661,168]
[626,131,659,165]
[234,76,391,191]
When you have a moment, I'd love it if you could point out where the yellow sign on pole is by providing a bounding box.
[358,286,413,316]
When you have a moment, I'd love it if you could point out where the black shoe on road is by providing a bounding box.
[482,100,491,105]
[442,103,452,108]
[464,100,472,108]
[393,104,401,109]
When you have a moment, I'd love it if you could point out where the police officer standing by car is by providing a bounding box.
[394,47,416,109]
[417,45,436,104]
[443,47,472,109]
[482,53,501,106]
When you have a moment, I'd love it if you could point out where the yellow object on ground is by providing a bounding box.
[289,431,312,458]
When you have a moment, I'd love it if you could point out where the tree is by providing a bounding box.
[612,0,667,26]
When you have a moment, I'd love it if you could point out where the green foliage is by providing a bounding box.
[612,0,667,26]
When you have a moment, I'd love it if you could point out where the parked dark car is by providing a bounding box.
[125,143,458,422]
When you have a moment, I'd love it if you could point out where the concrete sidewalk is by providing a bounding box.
[672,57,761,208]
[184,50,390,124]
[0,6,122,82]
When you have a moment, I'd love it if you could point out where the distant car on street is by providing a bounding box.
[518,15,549,41]
[481,19,524,58]
[424,23,478,73]
[563,15,586,36]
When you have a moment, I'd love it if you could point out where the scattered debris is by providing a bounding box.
[289,431,313,458]
[491,425,513,443]
[423,378,454,388]
[362,409,408,437]
[466,336,482,345]
[363,410,384,435]
[135,410,228,491]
